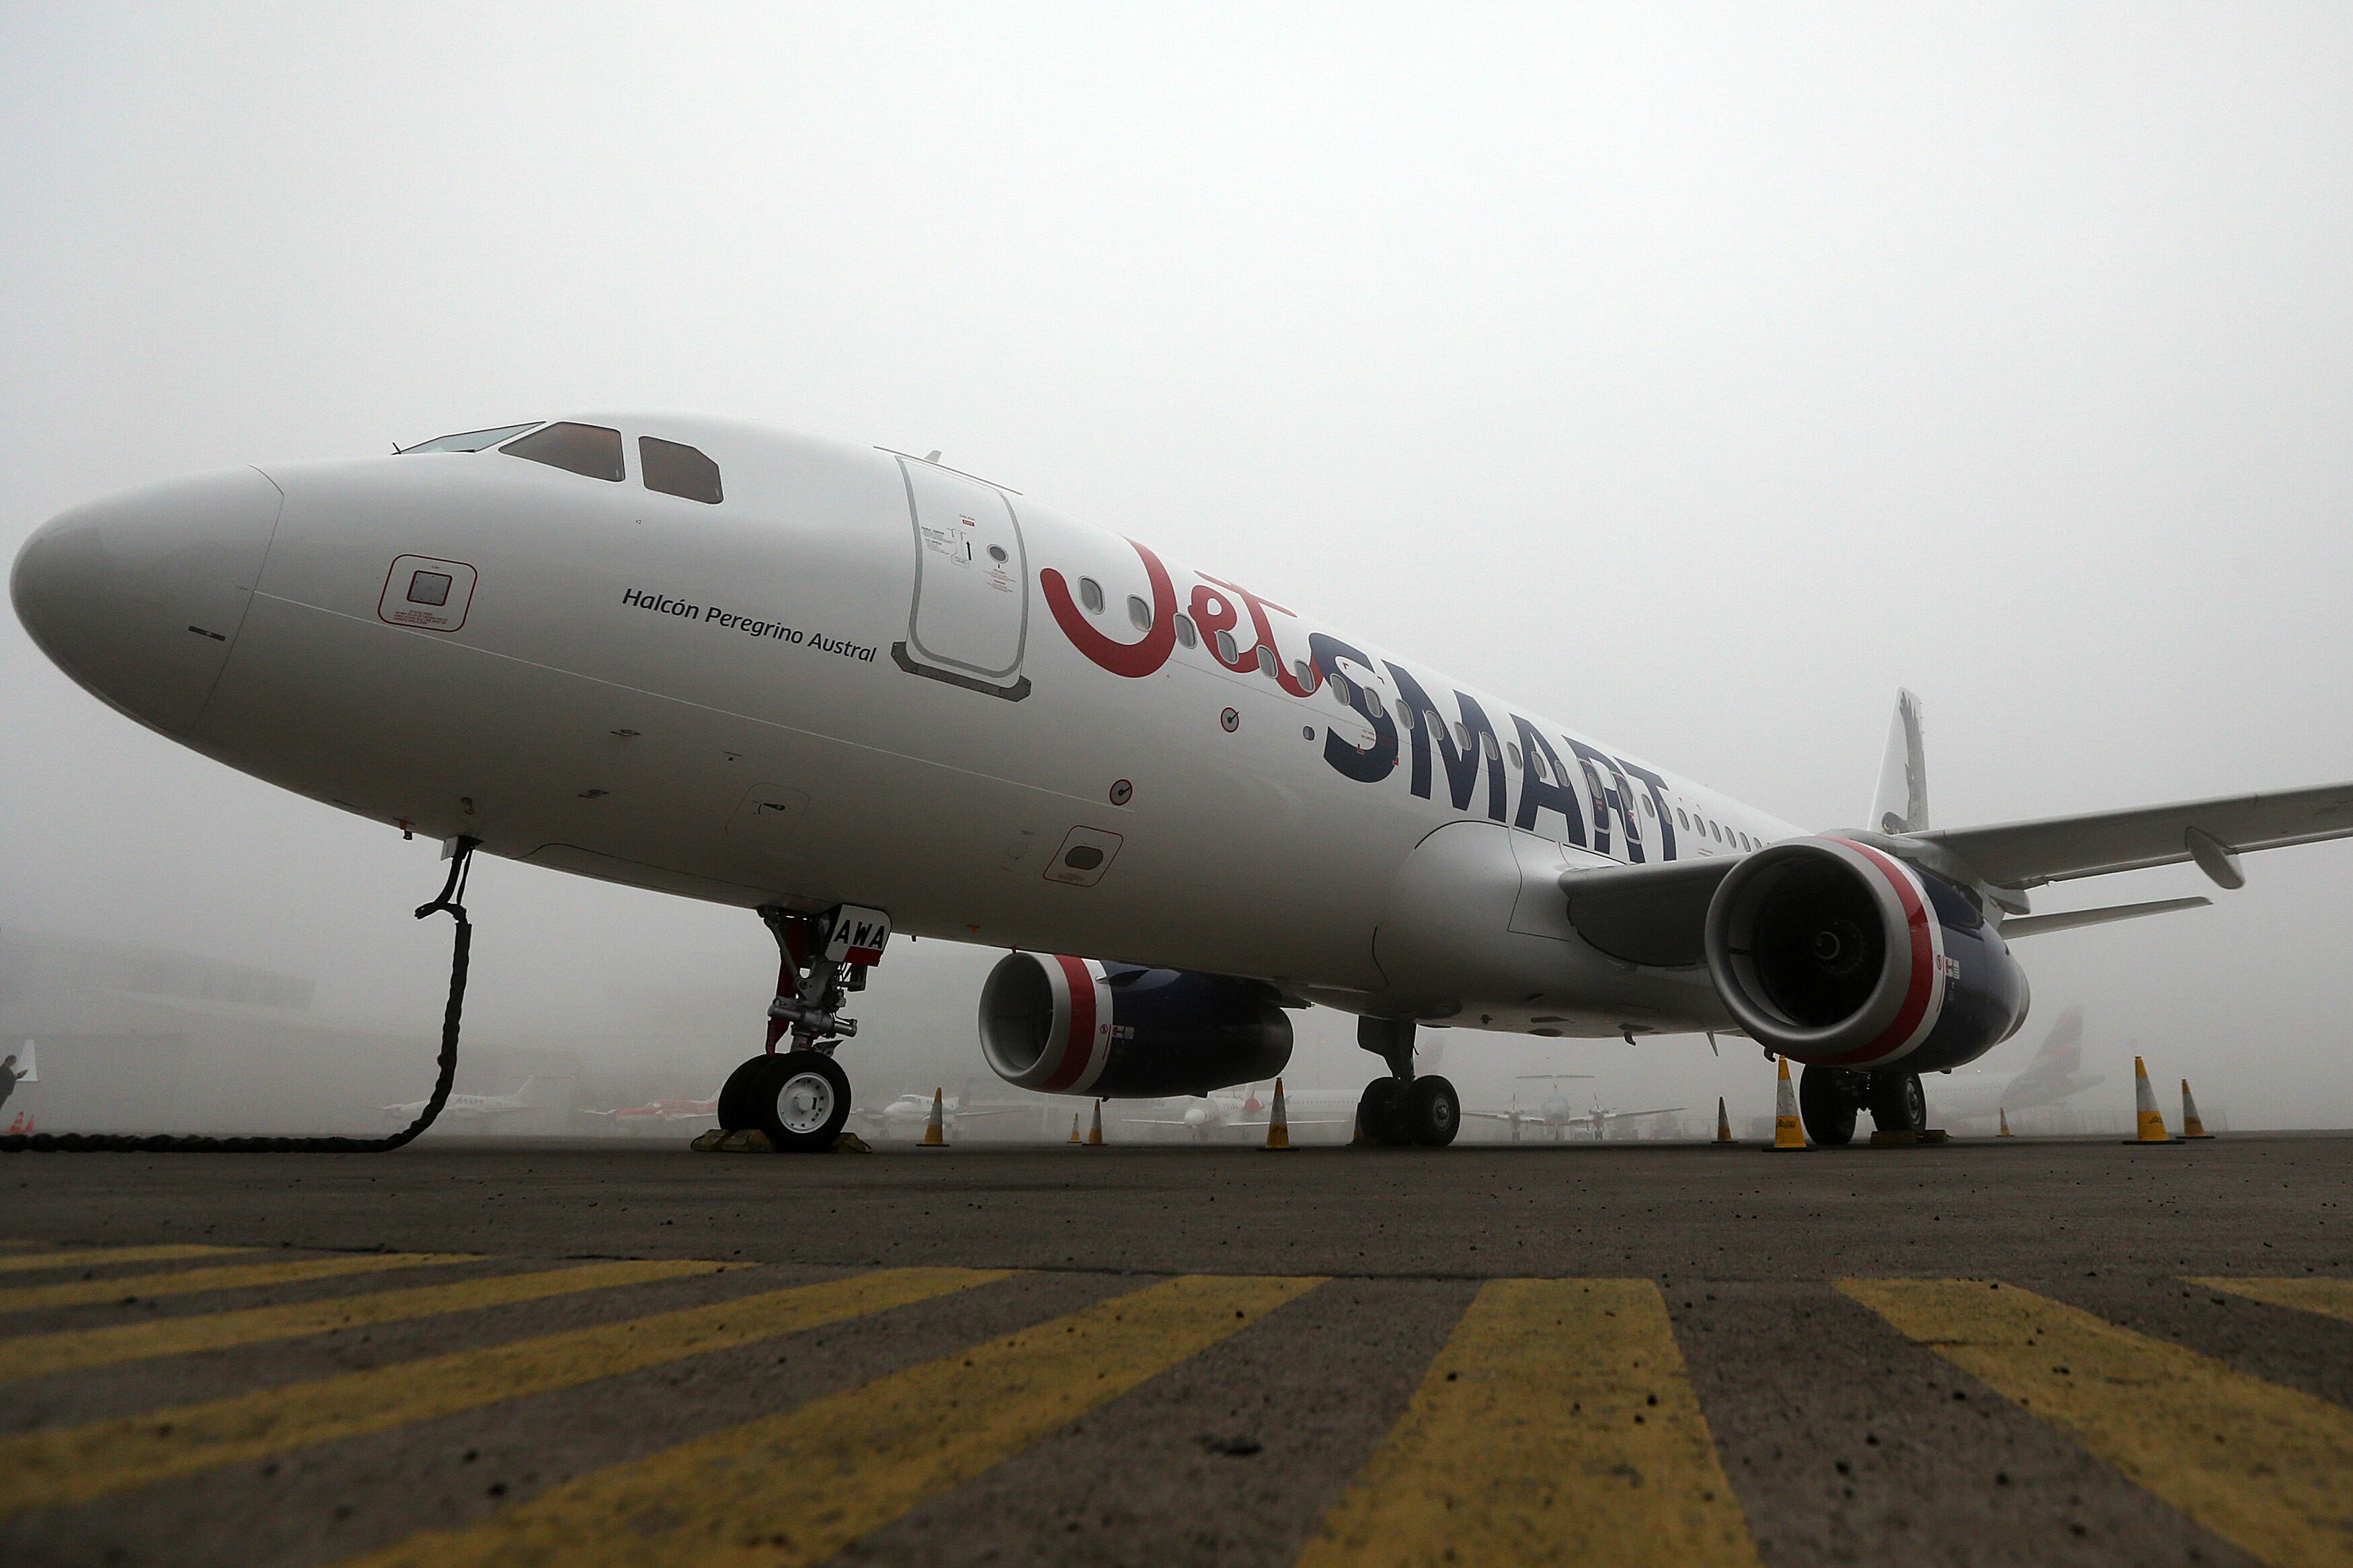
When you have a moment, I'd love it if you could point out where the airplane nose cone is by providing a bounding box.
[11,466,283,735]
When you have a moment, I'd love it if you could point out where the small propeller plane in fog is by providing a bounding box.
[1467,1075,1683,1142]
[17,414,2353,1153]
[584,1083,725,1132]
[383,1076,557,1125]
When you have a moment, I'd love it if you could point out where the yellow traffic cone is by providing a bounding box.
[1263,1077,1292,1151]
[1068,1112,1083,1145]
[1998,1106,2014,1137]
[1714,1096,1734,1146]
[1770,1057,1806,1151]
[1086,1099,1105,1146]
[2130,1055,2171,1143]
[920,1087,946,1147]
[2181,1079,2213,1139]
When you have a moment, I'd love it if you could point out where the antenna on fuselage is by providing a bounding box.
[924,450,941,462]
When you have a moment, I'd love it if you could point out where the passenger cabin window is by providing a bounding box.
[502,422,625,481]
[1127,595,1152,632]
[1173,614,1198,648]
[1505,741,1523,769]
[639,436,723,503]
[1256,645,1278,677]
[1213,628,1240,665]
[403,423,539,454]
[1078,577,1105,614]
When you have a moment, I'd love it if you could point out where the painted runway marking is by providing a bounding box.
[2189,1277,2353,1329]
[0,1257,728,1383]
[1841,1278,2353,1568]
[0,1266,1008,1517]
[0,1251,473,1315]
[342,1273,1322,1568]
[1300,1278,1759,1568]
[0,1245,254,1276]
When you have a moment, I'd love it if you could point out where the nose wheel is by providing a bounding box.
[716,904,887,1153]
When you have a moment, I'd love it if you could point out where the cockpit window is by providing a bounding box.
[502,422,625,481]
[401,423,539,454]
[639,436,723,504]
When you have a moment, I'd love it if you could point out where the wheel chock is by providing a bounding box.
[833,1130,873,1153]
[2182,1079,2215,1139]
[2125,1055,2176,1143]
[1086,1099,1105,1146]
[1713,1097,1735,1147]
[1261,1079,1292,1151]
[920,1087,947,1147]
[690,1128,727,1152]
[1870,1128,1917,1147]
[1768,1057,1807,1151]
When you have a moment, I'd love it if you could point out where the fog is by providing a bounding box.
[5,5,2350,1137]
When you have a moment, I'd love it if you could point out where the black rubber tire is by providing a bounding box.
[1798,1064,1859,1147]
[1405,1075,1461,1148]
[1357,1078,1408,1146]
[756,1050,852,1152]
[1868,1071,1927,1134]
[716,1055,774,1131]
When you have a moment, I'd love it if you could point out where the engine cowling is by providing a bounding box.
[1703,837,2028,1071]
[978,954,1293,1098]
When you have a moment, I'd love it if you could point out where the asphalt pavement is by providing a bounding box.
[0,1132,2346,1567]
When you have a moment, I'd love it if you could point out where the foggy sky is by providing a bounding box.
[5,5,2350,1130]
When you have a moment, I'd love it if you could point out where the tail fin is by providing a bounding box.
[1870,689,1929,833]
[2032,1005,2083,1069]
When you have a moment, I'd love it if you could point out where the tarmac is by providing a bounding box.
[0,1130,2346,1567]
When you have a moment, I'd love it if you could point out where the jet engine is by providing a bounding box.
[978,954,1292,1099]
[1703,837,2028,1073]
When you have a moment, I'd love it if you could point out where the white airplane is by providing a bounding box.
[1467,1074,1683,1142]
[852,1082,1025,1141]
[1122,1082,1354,1142]
[383,1075,557,1124]
[1932,1006,2105,1128]
[15,414,2352,1154]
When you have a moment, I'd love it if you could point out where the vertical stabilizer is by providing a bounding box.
[1870,689,1930,834]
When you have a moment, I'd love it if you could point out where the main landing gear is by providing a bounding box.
[1354,1016,1459,1148]
[716,903,889,1152]
[1797,1064,1927,1147]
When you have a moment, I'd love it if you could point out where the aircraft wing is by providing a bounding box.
[1601,1106,1684,1120]
[1917,781,2353,890]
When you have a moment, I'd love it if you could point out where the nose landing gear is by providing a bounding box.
[716,904,888,1152]
[1354,1016,1459,1147]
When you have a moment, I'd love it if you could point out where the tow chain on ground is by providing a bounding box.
[0,838,481,1154]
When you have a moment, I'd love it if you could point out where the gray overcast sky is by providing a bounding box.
[5,4,2350,1128]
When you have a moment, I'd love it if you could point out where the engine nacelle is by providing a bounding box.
[1703,837,2028,1072]
[978,954,1293,1099]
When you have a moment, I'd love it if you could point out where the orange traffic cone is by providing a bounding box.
[1263,1078,1292,1151]
[2130,1055,2172,1143]
[1998,1107,2014,1137]
[1068,1112,1083,1145]
[2182,1080,2214,1139]
[1769,1057,1806,1151]
[1086,1099,1105,1146]
[1714,1096,1734,1146]
[920,1087,946,1147]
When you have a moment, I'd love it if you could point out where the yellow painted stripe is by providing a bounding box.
[347,1273,1321,1568]
[1300,1278,1759,1568]
[0,1258,725,1383]
[1842,1279,2353,1568]
[0,1245,253,1276]
[2189,1277,2353,1329]
[0,1266,1004,1516]
[0,1251,475,1315]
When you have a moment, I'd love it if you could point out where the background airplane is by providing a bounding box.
[1934,1006,2105,1128]
[1121,1082,1354,1143]
[383,1075,557,1125]
[583,1082,723,1134]
[851,1081,1027,1142]
[1467,1075,1683,1142]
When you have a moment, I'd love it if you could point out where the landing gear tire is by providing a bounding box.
[1868,1071,1927,1134]
[717,1056,773,1132]
[1798,1065,1861,1147]
[756,1050,852,1152]
[1405,1076,1460,1148]
[1357,1078,1408,1146]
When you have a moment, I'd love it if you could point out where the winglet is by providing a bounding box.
[1870,688,1929,833]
